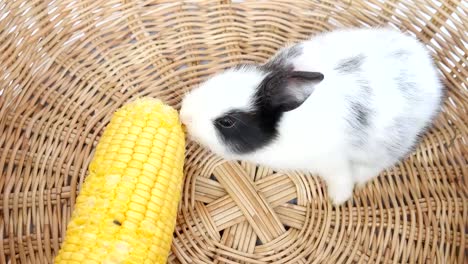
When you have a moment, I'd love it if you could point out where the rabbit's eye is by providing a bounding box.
[216,116,235,128]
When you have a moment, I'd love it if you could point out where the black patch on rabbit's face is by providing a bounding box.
[215,56,323,154]
[335,54,366,74]
[214,109,281,154]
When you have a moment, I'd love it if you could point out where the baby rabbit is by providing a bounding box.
[180,28,444,205]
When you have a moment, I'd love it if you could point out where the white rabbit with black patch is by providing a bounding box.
[180,28,444,204]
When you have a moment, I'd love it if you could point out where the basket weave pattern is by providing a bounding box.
[0,0,467,263]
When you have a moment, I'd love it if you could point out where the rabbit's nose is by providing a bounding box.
[180,112,192,125]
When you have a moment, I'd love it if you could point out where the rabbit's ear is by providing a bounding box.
[258,70,324,112]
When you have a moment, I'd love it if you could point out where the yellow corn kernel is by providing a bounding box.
[55,98,185,264]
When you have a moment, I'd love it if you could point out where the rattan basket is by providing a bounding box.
[1,0,466,263]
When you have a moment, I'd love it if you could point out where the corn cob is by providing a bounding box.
[55,98,185,264]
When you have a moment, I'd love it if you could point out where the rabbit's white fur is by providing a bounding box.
[180,28,443,204]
